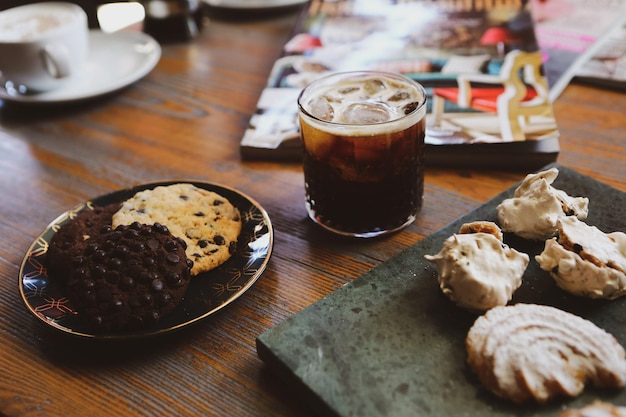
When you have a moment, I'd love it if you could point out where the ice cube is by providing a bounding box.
[301,122,335,160]
[307,96,334,121]
[388,91,410,102]
[364,78,386,95]
[303,133,335,161]
[338,86,360,95]
[353,136,390,163]
[402,101,419,115]
[339,102,391,124]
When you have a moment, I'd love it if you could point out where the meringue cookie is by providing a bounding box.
[536,216,626,299]
[557,401,626,417]
[497,168,589,240]
[466,304,626,404]
[425,222,529,311]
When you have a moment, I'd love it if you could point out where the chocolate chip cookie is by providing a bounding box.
[66,222,193,332]
[47,203,121,284]
[112,183,242,275]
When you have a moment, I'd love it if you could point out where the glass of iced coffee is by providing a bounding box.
[297,71,427,238]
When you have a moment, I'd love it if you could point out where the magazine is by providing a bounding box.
[573,17,626,91]
[529,0,626,100]
[240,0,560,169]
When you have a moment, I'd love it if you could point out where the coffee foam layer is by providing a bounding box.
[0,6,77,42]
[300,75,427,136]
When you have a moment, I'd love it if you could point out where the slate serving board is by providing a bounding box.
[256,163,626,417]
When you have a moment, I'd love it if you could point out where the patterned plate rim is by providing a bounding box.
[18,180,274,340]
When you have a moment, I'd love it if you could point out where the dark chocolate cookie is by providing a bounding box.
[66,222,194,332]
[47,203,121,284]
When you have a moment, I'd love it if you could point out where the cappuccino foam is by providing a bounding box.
[0,9,74,42]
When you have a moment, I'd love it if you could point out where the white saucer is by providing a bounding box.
[204,0,308,9]
[0,30,161,104]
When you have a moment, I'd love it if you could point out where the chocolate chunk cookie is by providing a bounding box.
[47,203,121,284]
[112,183,242,275]
[66,222,193,332]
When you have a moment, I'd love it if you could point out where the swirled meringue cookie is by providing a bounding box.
[497,168,589,240]
[558,401,626,417]
[425,221,529,312]
[536,216,626,299]
[466,304,626,404]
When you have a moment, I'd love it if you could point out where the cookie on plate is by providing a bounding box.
[66,222,193,332]
[47,203,121,284]
[112,183,242,275]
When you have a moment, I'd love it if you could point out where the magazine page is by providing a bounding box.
[529,0,626,100]
[573,17,626,90]
[241,0,560,169]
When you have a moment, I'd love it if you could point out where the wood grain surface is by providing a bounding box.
[0,5,625,417]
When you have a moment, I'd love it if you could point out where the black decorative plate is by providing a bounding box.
[19,181,273,340]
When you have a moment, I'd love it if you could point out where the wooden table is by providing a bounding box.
[1,6,625,417]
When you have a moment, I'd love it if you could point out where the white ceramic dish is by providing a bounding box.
[0,30,161,104]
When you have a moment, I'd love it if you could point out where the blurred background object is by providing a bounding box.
[1,1,207,41]
[97,2,144,32]
[141,0,206,42]
[1,0,106,28]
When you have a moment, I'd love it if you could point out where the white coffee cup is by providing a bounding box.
[0,2,88,93]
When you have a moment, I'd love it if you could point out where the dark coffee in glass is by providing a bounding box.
[298,71,427,238]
